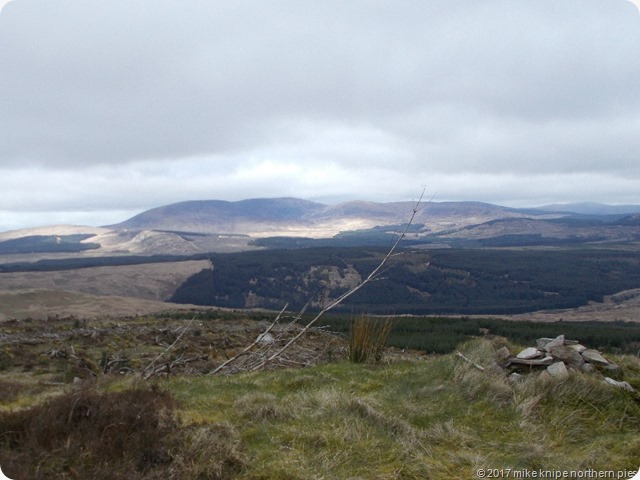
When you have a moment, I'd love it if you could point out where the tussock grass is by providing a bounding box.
[454,339,515,407]
[171,421,246,479]
[160,339,639,477]
[2,338,639,478]
[423,419,474,448]
[234,392,293,422]
[348,315,393,363]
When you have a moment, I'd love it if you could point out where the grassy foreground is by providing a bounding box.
[1,338,639,479]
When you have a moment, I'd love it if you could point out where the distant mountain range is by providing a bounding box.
[536,202,640,215]
[111,198,559,236]
[1,198,639,258]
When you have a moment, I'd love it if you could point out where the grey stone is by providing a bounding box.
[547,362,569,379]
[516,347,542,359]
[495,346,512,363]
[536,338,554,350]
[509,356,554,366]
[550,345,585,367]
[580,363,595,374]
[602,362,620,373]
[72,376,83,385]
[569,344,587,353]
[603,377,635,392]
[582,349,609,365]
[508,373,523,383]
[256,332,275,345]
[543,334,565,352]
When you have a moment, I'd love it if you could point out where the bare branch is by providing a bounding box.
[455,351,485,371]
[252,188,428,370]
[206,303,288,375]
[142,313,197,377]
[144,354,208,379]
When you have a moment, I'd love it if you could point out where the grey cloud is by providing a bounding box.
[2,0,638,166]
[1,0,639,230]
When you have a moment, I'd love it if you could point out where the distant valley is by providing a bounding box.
[1,197,640,321]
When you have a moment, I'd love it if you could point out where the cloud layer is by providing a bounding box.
[1,0,640,230]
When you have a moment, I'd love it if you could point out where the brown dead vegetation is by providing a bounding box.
[0,310,345,478]
[0,386,179,479]
[0,313,346,384]
[0,384,248,480]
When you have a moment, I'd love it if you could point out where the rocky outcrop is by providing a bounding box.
[496,334,635,391]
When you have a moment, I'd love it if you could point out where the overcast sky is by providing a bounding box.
[1,0,640,231]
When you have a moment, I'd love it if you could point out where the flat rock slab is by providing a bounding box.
[537,336,579,350]
[604,377,635,391]
[509,356,554,366]
[582,349,609,365]
[516,347,542,359]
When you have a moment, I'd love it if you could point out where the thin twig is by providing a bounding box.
[252,188,428,370]
[144,354,208,379]
[207,304,288,375]
[455,351,485,371]
[232,299,313,372]
[142,314,198,377]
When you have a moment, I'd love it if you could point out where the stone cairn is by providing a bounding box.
[495,334,635,392]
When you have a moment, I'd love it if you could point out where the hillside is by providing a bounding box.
[109,198,640,242]
[538,202,640,215]
[0,289,208,322]
[111,198,560,237]
[1,198,640,325]
[0,259,209,301]
[168,247,640,315]
[1,198,640,258]
[1,320,638,479]
[3,246,640,321]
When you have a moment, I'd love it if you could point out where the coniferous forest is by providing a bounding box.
[170,247,640,314]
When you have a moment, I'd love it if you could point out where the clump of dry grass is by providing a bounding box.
[348,315,393,364]
[453,339,514,407]
[0,385,178,479]
[234,391,292,422]
[423,419,474,448]
[171,421,246,479]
